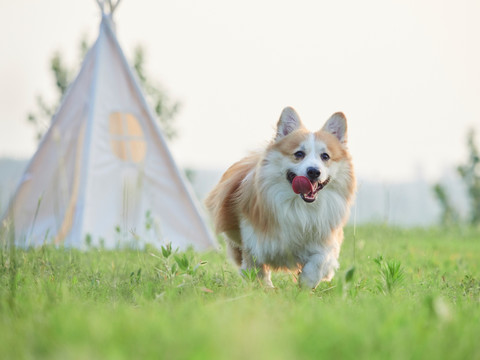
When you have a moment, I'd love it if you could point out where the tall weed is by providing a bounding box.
[374,255,405,295]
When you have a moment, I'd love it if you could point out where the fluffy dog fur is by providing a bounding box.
[205,107,356,288]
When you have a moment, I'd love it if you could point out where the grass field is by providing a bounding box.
[1,225,480,359]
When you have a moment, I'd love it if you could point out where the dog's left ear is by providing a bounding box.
[276,107,303,140]
[322,112,348,145]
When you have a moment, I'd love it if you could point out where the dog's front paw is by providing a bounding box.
[298,256,323,289]
[298,270,321,290]
[299,254,338,289]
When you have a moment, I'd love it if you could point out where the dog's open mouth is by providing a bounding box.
[300,178,330,202]
[287,171,330,203]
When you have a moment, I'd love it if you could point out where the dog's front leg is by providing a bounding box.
[299,249,339,289]
[240,249,274,288]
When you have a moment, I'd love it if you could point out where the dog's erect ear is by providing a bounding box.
[322,112,347,145]
[276,107,303,140]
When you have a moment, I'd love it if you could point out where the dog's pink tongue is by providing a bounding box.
[292,176,313,195]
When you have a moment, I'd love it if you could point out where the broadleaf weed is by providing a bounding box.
[161,243,172,259]
[240,267,260,283]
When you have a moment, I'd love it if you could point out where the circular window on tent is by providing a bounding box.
[109,112,147,163]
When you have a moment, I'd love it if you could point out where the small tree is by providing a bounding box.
[132,46,179,140]
[457,129,480,226]
[27,38,89,142]
[27,40,179,142]
[432,183,458,226]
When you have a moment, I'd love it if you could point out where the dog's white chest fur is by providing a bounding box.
[240,185,347,270]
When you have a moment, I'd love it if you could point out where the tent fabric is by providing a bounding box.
[2,14,216,251]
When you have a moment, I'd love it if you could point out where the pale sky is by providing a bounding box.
[1,0,479,183]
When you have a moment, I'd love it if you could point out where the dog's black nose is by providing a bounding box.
[306,167,321,181]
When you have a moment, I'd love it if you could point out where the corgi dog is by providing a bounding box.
[205,107,356,288]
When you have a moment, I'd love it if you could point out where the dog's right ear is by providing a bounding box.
[275,107,303,140]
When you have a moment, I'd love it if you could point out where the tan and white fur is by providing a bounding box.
[205,107,356,289]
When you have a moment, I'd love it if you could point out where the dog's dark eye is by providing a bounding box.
[321,153,330,161]
[294,151,305,159]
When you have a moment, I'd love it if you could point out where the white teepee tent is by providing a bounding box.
[2,3,216,250]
